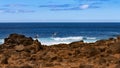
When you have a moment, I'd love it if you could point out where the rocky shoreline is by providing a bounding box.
[0,33,120,68]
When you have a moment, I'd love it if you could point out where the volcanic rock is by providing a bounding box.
[4,33,33,46]
[15,44,25,52]
[0,33,120,68]
[0,54,8,64]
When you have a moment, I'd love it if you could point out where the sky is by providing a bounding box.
[0,0,120,22]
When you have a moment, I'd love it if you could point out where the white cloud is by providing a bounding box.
[4,4,29,8]
[0,4,35,13]
[80,4,89,9]
[0,9,35,13]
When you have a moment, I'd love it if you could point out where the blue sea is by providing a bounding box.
[0,23,120,45]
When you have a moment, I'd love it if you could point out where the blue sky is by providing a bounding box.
[0,0,120,22]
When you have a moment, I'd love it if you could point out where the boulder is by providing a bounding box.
[69,40,84,48]
[4,33,33,46]
[32,39,43,51]
[2,33,43,53]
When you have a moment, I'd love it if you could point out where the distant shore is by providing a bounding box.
[0,33,120,68]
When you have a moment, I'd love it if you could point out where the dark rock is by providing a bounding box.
[115,63,120,68]
[117,36,120,39]
[69,40,84,48]
[32,39,43,51]
[20,65,33,68]
[79,64,94,68]
[49,56,62,62]
[98,58,106,65]
[84,46,99,57]
[110,42,120,54]
[15,45,25,52]
[4,33,34,46]
[0,55,8,64]
[1,33,120,68]
[3,33,43,53]
[44,63,54,67]
[7,65,33,68]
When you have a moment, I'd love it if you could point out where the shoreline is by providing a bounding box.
[0,36,102,46]
[0,33,120,68]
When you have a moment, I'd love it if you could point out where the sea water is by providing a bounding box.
[0,23,120,45]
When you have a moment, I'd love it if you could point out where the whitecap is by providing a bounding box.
[0,39,4,44]
[51,36,83,41]
[86,37,96,40]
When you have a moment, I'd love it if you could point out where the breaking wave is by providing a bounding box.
[52,36,83,41]
[0,36,97,45]
[36,36,97,45]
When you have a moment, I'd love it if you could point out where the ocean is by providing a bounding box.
[0,23,120,45]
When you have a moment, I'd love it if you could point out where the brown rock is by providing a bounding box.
[4,33,34,46]
[115,63,120,68]
[6,65,33,68]
[44,63,54,67]
[1,33,120,68]
[0,54,8,64]
[15,45,25,52]
[98,58,106,65]
[110,42,120,54]
[32,39,43,51]
[83,46,100,57]
[69,40,84,48]
[79,64,94,68]
[20,65,33,68]
[117,36,120,39]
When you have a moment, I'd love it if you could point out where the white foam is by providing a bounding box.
[86,37,96,40]
[84,40,97,43]
[41,41,70,46]
[33,36,98,45]
[33,36,84,45]
[51,36,83,41]
[0,36,97,46]
[0,39,4,44]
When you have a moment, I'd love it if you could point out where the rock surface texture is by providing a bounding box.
[0,33,120,68]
